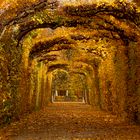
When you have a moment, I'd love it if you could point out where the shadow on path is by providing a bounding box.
[0,103,140,140]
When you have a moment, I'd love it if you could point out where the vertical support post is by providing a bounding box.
[66,90,69,96]
[46,72,53,103]
[36,62,42,109]
[82,90,85,103]
[84,89,87,103]
[43,72,47,105]
[55,90,58,96]
[52,92,54,103]
[36,70,40,108]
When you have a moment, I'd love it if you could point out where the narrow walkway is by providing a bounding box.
[0,103,140,140]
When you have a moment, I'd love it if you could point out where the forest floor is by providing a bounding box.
[0,102,140,140]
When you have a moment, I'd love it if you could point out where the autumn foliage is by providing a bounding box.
[0,0,140,127]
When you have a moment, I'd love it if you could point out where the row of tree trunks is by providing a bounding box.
[125,41,140,122]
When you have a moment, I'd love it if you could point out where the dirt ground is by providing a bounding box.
[0,102,140,140]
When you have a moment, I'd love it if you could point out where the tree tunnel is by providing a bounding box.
[51,69,85,103]
[41,59,96,104]
[0,0,140,125]
[49,61,97,104]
